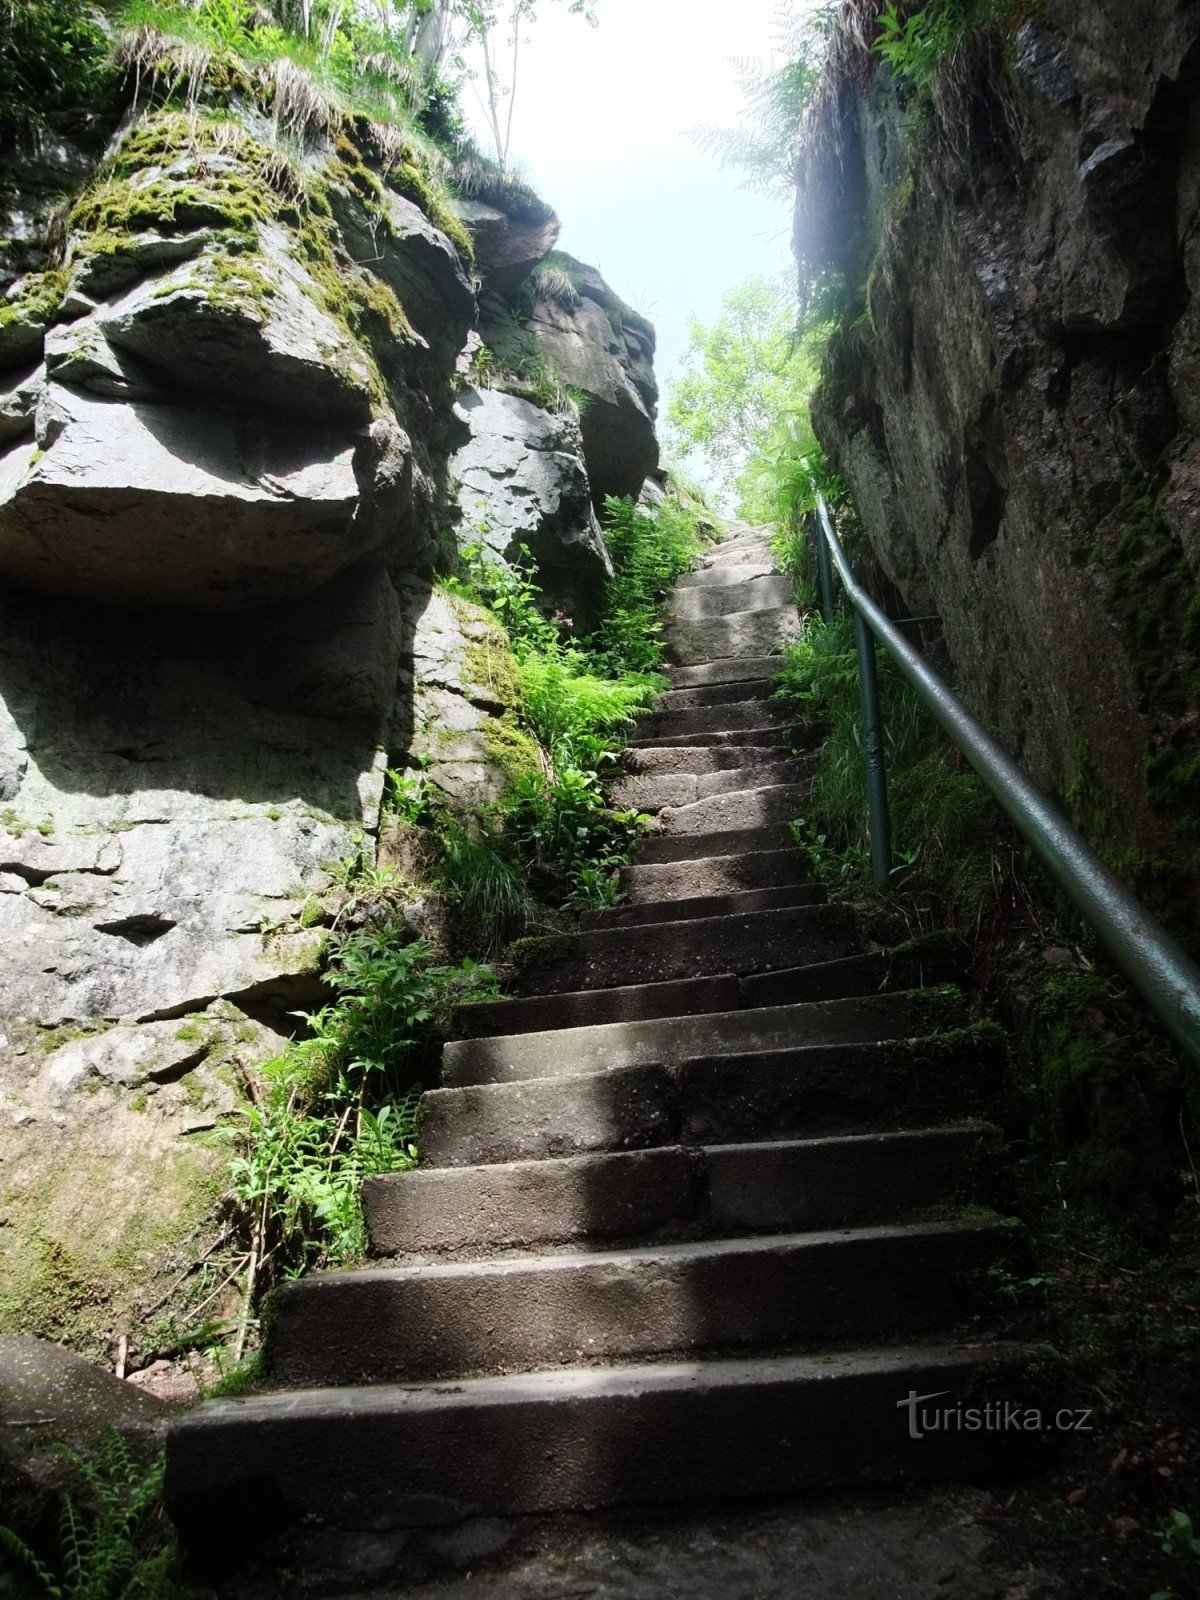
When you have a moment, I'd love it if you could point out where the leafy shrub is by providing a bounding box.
[518,654,660,768]
[437,495,703,908]
[587,494,703,674]
[501,768,649,907]
[230,927,496,1274]
[873,0,1024,87]
[0,0,114,147]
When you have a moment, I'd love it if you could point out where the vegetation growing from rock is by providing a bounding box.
[229,927,496,1284]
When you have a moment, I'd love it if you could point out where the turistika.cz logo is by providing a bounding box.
[897,1389,1095,1441]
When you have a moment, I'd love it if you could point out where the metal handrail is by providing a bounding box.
[812,491,1200,1068]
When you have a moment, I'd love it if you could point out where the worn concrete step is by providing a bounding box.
[671,576,795,621]
[583,882,825,930]
[424,1030,996,1167]
[656,678,778,710]
[165,1341,1035,1553]
[611,760,806,814]
[629,725,792,750]
[675,562,776,588]
[739,945,961,1008]
[364,1126,994,1256]
[705,542,775,566]
[422,1063,681,1168]
[636,822,794,861]
[456,972,745,1039]
[667,654,786,685]
[266,1220,1004,1387]
[621,742,788,777]
[667,607,802,667]
[654,782,807,838]
[677,1032,1001,1146]
[440,991,918,1088]
[455,941,886,1041]
[621,846,807,902]
[510,903,856,997]
[636,698,793,743]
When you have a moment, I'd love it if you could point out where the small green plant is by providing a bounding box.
[230,927,496,1277]
[0,0,114,147]
[1159,1508,1200,1563]
[875,0,970,85]
[0,1432,175,1600]
[433,821,532,948]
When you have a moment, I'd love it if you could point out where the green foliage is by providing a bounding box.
[777,612,994,922]
[518,654,660,767]
[437,494,703,908]
[230,926,496,1273]
[0,1432,178,1600]
[873,0,1026,87]
[443,543,565,659]
[875,0,970,85]
[501,767,649,909]
[434,820,532,947]
[666,275,827,520]
[691,4,824,199]
[587,494,704,675]
[0,0,115,148]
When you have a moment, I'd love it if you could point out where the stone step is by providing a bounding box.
[621,741,787,776]
[636,699,793,743]
[636,822,794,861]
[611,760,806,813]
[583,882,825,929]
[666,607,802,668]
[422,1063,681,1168]
[364,1126,994,1256]
[454,943,885,1041]
[457,945,912,1041]
[671,575,795,621]
[456,972,745,1038]
[656,678,778,710]
[621,846,808,902]
[705,538,774,561]
[629,726,792,750]
[654,781,808,838]
[667,654,787,685]
[509,903,856,998]
[265,1220,1005,1387]
[165,1342,1035,1552]
[423,1030,998,1168]
[440,991,919,1088]
[676,561,777,587]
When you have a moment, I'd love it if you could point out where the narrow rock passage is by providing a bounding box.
[167,524,1031,1571]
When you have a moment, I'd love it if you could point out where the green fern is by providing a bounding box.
[0,1432,167,1600]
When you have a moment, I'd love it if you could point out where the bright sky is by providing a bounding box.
[462,0,799,414]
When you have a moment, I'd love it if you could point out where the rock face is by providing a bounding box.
[0,96,660,1359]
[452,189,561,296]
[524,253,659,506]
[392,582,539,807]
[0,386,374,607]
[450,385,612,623]
[0,1334,170,1534]
[805,0,1200,928]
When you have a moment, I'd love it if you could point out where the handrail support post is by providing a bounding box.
[853,609,892,889]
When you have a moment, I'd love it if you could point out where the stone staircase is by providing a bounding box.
[166,523,1030,1555]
